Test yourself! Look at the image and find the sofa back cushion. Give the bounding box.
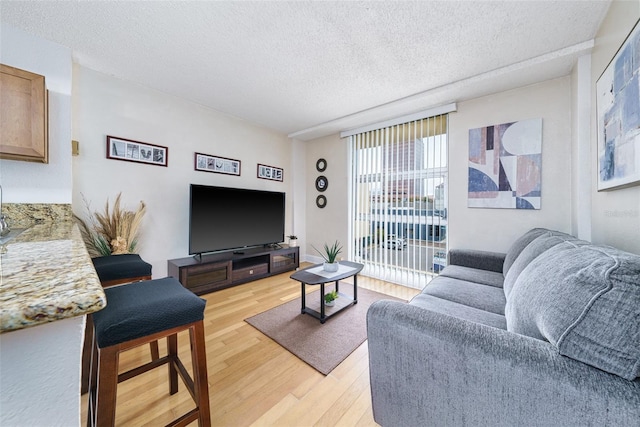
[503,232,582,297]
[503,228,549,276]
[506,241,640,380]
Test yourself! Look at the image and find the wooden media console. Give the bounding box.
[168,245,299,295]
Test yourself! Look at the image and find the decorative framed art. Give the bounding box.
[468,118,542,209]
[106,135,168,167]
[195,152,241,176]
[596,19,640,191]
[316,195,327,208]
[257,163,283,182]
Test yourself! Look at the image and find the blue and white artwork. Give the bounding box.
[468,119,542,209]
[596,20,640,191]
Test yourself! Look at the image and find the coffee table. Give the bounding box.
[290,261,364,323]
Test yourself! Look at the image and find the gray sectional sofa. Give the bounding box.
[367,228,640,426]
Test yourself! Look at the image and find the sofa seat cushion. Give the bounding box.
[422,277,506,315]
[506,241,640,380]
[439,265,504,288]
[409,294,507,329]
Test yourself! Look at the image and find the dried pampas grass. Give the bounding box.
[75,193,146,257]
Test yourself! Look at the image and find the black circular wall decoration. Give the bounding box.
[315,175,328,192]
[316,158,327,172]
[316,195,327,208]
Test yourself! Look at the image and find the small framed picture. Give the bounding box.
[195,152,241,176]
[257,164,283,182]
[106,135,168,167]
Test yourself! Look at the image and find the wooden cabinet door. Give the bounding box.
[0,64,48,163]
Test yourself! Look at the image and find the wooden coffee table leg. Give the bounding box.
[354,274,358,303]
[320,283,326,323]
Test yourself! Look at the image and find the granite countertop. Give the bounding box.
[0,221,106,333]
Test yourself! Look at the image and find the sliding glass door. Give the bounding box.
[349,115,448,288]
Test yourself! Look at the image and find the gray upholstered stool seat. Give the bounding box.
[91,253,152,287]
[92,277,205,346]
[87,277,211,426]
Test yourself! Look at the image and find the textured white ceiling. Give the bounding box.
[1,1,610,140]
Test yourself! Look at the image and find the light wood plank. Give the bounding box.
[81,268,420,426]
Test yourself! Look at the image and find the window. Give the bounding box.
[349,115,448,288]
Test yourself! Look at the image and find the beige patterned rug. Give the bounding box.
[245,287,404,375]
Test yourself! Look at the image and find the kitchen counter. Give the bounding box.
[0,220,106,333]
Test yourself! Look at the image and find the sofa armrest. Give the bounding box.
[448,249,505,273]
[367,300,640,427]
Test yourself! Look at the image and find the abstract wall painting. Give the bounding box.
[596,19,640,191]
[468,118,542,209]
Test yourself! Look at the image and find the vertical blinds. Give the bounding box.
[349,114,448,288]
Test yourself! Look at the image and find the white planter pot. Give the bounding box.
[325,299,335,307]
[289,239,298,247]
[323,262,339,272]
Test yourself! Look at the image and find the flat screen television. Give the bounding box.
[189,184,285,255]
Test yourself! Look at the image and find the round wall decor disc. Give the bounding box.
[316,158,327,172]
[316,195,327,208]
[315,175,328,192]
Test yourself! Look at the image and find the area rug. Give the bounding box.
[245,287,404,375]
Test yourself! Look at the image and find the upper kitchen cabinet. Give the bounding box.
[0,64,48,163]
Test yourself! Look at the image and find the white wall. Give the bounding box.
[571,55,592,241]
[0,317,85,426]
[72,66,294,276]
[291,138,308,259]
[444,77,573,253]
[589,0,640,255]
[305,78,574,257]
[304,133,350,262]
[0,24,73,203]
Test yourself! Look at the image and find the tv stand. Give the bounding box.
[168,245,299,295]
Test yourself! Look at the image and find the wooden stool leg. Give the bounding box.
[84,325,159,396]
[94,345,120,427]
[81,314,95,394]
[87,327,98,427]
[150,340,160,360]
[191,321,211,427]
[167,334,179,395]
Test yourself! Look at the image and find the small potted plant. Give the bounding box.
[324,290,338,306]
[287,235,298,247]
[313,240,342,272]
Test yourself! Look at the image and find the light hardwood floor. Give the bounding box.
[81,264,420,426]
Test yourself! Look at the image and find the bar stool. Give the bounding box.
[87,277,211,426]
[81,254,154,394]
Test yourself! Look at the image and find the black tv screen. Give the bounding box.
[189,184,285,255]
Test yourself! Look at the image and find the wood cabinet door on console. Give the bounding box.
[177,260,232,295]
